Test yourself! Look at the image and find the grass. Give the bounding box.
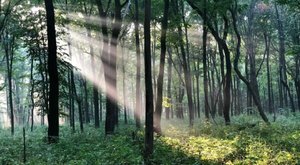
[0,114,300,164]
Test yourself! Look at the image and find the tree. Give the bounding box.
[96,0,129,135]
[134,0,142,129]
[154,0,169,134]
[44,0,59,142]
[4,31,15,135]
[144,0,154,161]
[202,0,210,120]
[230,0,269,123]
[186,0,232,124]
[172,0,194,127]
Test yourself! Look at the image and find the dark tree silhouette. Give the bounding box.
[144,0,154,161]
[44,0,59,142]
[134,0,142,129]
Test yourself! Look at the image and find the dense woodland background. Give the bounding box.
[0,0,300,164]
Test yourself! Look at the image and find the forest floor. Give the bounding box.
[1,113,300,165]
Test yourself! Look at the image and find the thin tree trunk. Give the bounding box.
[166,49,172,119]
[154,0,169,134]
[236,75,241,115]
[88,26,99,128]
[30,50,34,132]
[202,0,210,120]
[275,3,288,109]
[134,0,141,128]
[121,45,128,124]
[5,34,14,135]
[265,33,274,114]
[196,74,201,118]
[68,71,72,127]
[83,80,90,123]
[71,72,84,132]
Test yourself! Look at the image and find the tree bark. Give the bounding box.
[45,0,59,142]
[4,33,14,135]
[134,0,141,129]
[265,33,274,114]
[166,49,172,119]
[144,0,154,161]
[154,0,169,134]
[202,0,210,120]
[30,50,34,132]
[71,72,84,132]
[275,3,288,109]
[83,79,90,123]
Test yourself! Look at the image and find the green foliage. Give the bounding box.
[1,115,300,164]
[0,125,143,165]
[154,115,300,164]
[276,0,300,11]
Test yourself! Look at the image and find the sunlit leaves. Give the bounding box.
[162,97,171,108]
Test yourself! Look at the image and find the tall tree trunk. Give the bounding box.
[166,49,172,119]
[83,80,90,123]
[236,75,241,115]
[68,71,73,129]
[220,16,232,125]
[4,34,14,135]
[71,72,84,132]
[78,82,84,131]
[83,2,91,124]
[30,51,34,132]
[144,0,154,160]
[202,0,210,120]
[245,51,252,112]
[275,3,288,109]
[265,33,274,114]
[121,46,128,124]
[93,88,99,128]
[295,57,300,111]
[196,73,201,118]
[105,0,123,133]
[222,41,232,125]
[154,0,169,134]
[245,0,262,117]
[39,33,48,126]
[65,0,75,130]
[134,0,141,129]
[45,0,59,142]
[99,92,103,122]
[152,26,157,110]
[87,22,99,128]
[210,54,217,118]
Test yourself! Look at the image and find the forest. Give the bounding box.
[0,0,299,164]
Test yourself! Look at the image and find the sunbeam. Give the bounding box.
[64,24,142,121]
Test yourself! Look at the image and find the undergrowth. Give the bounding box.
[0,114,299,164]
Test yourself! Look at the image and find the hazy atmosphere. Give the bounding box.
[0,0,299,164]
